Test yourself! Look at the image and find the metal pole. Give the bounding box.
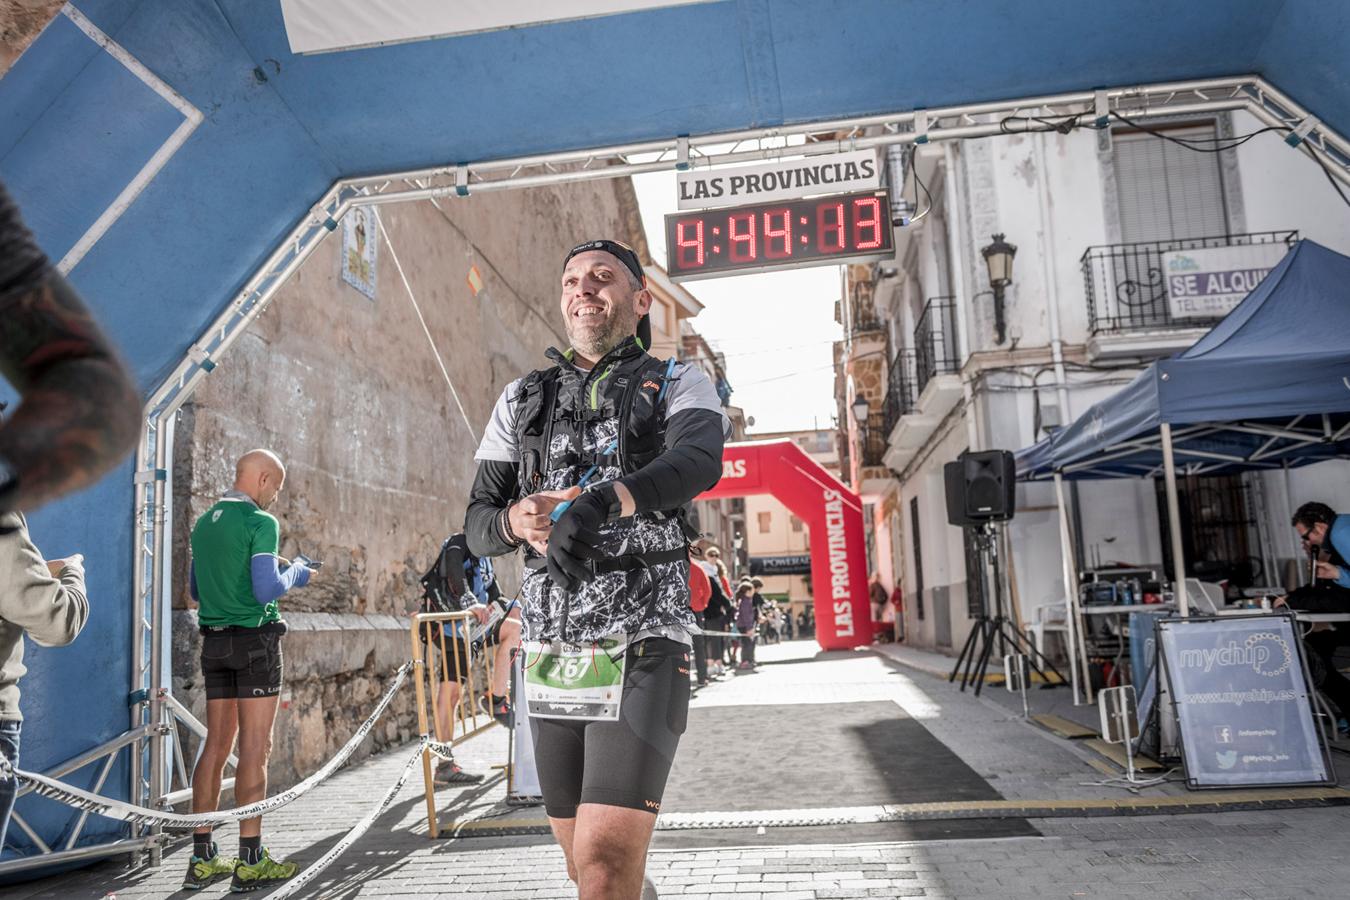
[147,417,171,865]
[128,423,151,834]
[1054,473,1091,704]
[1160,423,1189,616]
[941,141,980,451]
[410,618,438,839]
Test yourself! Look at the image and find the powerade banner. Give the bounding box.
[1158,615,1330,787]
[749,554,812,576]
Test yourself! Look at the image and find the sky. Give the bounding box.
[631,170,845,435]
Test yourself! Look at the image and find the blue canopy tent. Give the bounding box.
[1016,240,1350,700]
[3,0,1350,874]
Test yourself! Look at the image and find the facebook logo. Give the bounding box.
[1214,725,1233,744]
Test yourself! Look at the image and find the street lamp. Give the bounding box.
[851,394,871,427]
[981,233,1017,345]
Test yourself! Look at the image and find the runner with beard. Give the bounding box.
[466,239,726,899]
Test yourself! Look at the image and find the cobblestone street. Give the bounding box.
[9,640,1350,899]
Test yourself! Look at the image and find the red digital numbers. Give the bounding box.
[853,196,883,250]
[728,212,757,263]
[667,191,889,276]
[675,219,704,268]
[817,202,846,252]
[762,208,792,258]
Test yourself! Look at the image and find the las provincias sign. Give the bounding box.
[676,149,880,211]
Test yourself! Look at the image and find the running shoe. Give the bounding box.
[182,848,236,891]
[478,692,514,728]
[433,758,484,784]
[229,848,297,893]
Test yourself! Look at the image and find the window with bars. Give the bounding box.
[1114,124,1229,243]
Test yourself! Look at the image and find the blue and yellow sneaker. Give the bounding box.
[182,845,236,891]
[230,848,298,893]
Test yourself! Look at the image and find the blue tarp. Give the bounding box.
[2,0,1350,864]
[1018,240,1350,480]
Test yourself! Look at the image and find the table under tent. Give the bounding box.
[1016,239,1350,704]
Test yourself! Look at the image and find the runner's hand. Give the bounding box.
[546,488,611,591]
[469,603,490,625]
[509,487,580,554]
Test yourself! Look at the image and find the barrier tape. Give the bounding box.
[266,742,425,899]
[17,661,412,827]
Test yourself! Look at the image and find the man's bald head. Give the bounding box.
[234,449,287,510]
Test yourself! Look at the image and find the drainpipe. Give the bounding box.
[1034,128,1071,421]
[942,142,980,451]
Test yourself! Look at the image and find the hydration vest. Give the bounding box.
[420,534,494,613]
[510,336,696,642]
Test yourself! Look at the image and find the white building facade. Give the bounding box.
[839,109,1350,655]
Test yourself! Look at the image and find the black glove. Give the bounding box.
[546,484,619,592]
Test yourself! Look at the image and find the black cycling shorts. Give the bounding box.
[200,623,285,701]
[530,637,691,818]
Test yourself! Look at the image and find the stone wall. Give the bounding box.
[170,177,644,788]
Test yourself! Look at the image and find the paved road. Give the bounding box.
[9,640,1350,898]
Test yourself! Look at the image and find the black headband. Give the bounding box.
[563,239,645,286]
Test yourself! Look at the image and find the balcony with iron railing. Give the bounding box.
[880,298,963,474]
[1081,231,1297,357]
[860,415,889,469]
[882,348,918,438]
[914,296,959,393]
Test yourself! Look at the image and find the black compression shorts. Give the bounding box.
[530,637,691,818]
[200,622,285,701]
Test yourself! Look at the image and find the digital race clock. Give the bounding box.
[664,189,894,281]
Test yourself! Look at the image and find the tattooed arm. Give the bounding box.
[0,181,141,513]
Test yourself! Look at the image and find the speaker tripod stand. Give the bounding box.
[949,522,1067,696]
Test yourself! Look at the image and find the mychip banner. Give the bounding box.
[1158,615,1331,787]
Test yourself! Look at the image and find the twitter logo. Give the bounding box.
[1216,750,1238,770]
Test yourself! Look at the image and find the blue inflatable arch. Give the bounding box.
[2,0,1349,872]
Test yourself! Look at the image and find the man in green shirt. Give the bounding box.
[184,450,314,892]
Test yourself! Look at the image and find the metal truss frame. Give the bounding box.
[67,72,1346,873]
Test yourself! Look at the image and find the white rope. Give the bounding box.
[17,662,411,827]
[266,743,425,899]
[373,207,477,438]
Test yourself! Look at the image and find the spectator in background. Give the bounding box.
[0,507,89,853]
[735,578,758,671]
[687,545,712,688]
[707,547,733,600]
[869,573,888,625]
[185,450,313,892]
[889,582,905,643]
[700,547,733,677]
[417,533,522,784]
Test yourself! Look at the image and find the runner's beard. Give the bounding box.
[566,306,639,359]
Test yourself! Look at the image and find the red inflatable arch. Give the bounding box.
[698,440,873,651]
